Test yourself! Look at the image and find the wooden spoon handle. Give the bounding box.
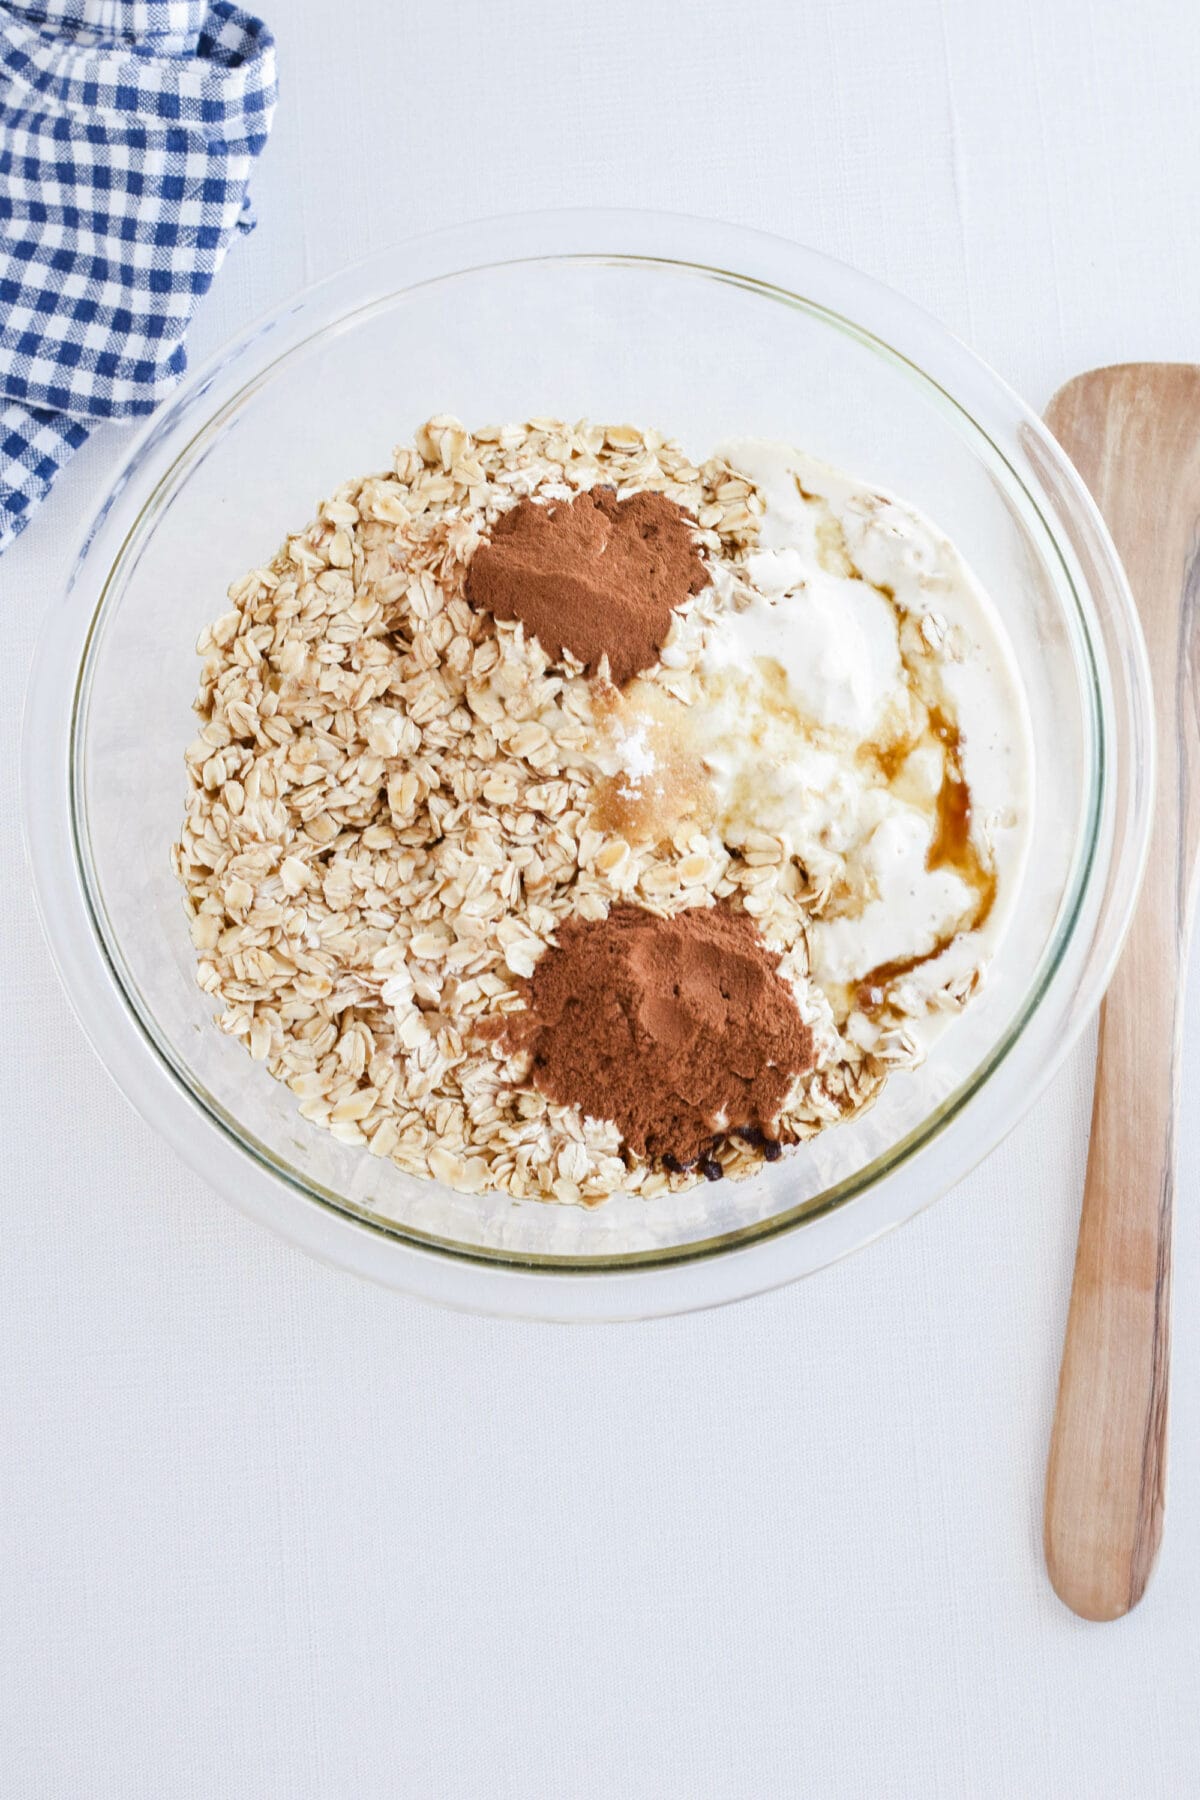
[1043,923,1175,1618]
[1043,366,1200,1621]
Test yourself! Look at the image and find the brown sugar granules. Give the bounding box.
[500,902,816,1166]
[464,486,709,685]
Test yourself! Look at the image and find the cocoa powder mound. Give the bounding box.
[501,902,815,1166]
[464,487,709,685]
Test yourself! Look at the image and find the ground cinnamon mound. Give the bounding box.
[500,902,815,1166]
[464,487,708,685]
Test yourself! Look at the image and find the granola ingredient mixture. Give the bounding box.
[496,902,815,1166]
[171,416,1032,1205]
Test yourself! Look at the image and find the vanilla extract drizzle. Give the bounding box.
[855,706,998,1015]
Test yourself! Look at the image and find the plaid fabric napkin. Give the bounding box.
[0,0,276,551]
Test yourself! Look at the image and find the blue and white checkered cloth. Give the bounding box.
[0,0,276,550]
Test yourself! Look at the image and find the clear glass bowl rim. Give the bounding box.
[21,208,1155,1320]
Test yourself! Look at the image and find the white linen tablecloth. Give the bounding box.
[4,3,1200,1794]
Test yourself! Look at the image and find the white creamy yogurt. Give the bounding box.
[813,811,975,987]
[703,569,903,739]
[691,439,1034,1033]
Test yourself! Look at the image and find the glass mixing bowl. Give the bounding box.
[22,210,1154,1320]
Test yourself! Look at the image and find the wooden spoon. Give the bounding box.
[1043,364,1200,1621]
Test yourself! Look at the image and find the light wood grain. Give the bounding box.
[1043,365,1200,1620]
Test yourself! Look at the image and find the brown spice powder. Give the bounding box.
[464,486,709,685]
[500,902,815,1166]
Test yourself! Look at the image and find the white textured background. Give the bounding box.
[5,2,1200,1795]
